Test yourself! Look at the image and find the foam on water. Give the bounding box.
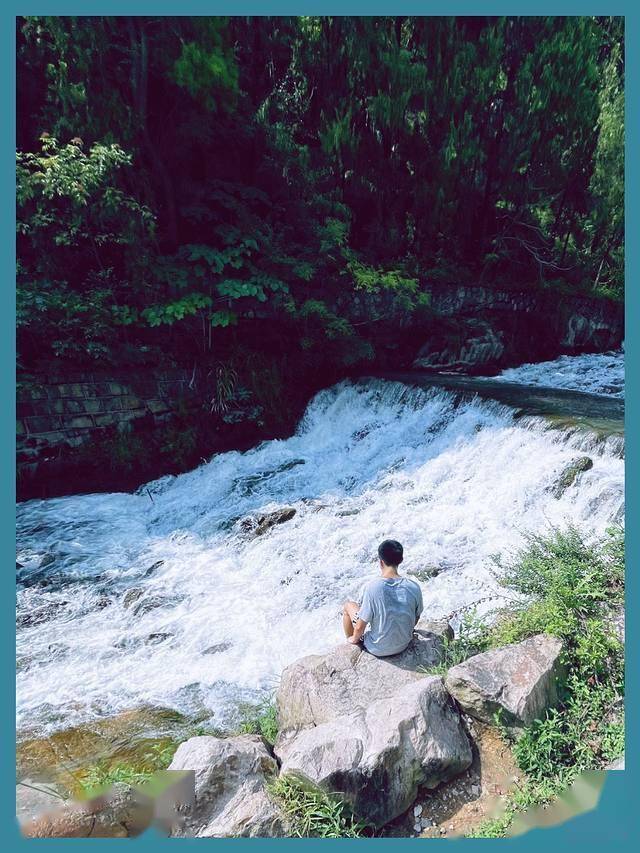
[16,361,625,737]
[494,350,624,398]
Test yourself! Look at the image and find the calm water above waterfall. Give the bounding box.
[16,352,625,738]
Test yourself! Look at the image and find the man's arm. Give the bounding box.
[348,618,368,644]
[414,585,424,626]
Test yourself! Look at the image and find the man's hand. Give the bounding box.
[348,618,367,645]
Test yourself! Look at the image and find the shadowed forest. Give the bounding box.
[16,16,624,488]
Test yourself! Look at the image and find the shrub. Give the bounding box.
[468,525,625,838]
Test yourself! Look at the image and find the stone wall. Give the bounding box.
[17,367,196,473]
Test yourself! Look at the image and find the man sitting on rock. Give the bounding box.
[342,539,423,657]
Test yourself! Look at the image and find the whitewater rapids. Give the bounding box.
[16,354,625,737]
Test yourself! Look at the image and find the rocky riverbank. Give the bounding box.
[18,627,565,838]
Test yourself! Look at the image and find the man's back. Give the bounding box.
[358,576,423,657]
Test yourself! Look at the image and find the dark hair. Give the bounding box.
[378,539,403,567]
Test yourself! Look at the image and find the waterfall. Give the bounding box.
[16,354,624,738]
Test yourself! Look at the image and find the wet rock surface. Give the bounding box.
[238,506,297,537]
[552,456,594,498]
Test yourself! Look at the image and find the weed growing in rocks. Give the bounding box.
[269,774,367,838]
[75,740,179,797]
[234,699,279,745]
[422,612,491,676]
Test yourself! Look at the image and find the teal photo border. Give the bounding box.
[3,3,635,848]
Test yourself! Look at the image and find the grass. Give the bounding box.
[268,774,367,838]
[421,611,491,676]
[74,740,179,798]
[234,698,279,745]
[463,525,625,837]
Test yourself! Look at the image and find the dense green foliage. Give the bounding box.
[457,526,625,838]
[17,15,624,396]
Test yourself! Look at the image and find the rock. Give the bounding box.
[276,677,472,828]
[409,566,441,580]
[276,635,447,732]
[413,804,423,817]
[238,507,296,537]
[16,600,68,629]
[552,456,593,498]
[17,708,189,783]
[20,783,152,838]
[445,634,564,727]
[144,560,165,577]
[16,779,65,826]
[202,641,233,655]
[168,735,285,838]
[416,617,454,641]
[132,595,172,617]
[122,587,144,609]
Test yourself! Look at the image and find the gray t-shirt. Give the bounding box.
[358,576,423,657]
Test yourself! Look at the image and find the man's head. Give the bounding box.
[378,539,403,569]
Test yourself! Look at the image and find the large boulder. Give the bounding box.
[445,634,564,728]
[167,735,285,838]
[276,677,472,828]
[276,631,448,732]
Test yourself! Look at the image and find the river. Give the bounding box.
[16,350,624,741]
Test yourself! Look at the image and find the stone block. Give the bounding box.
[95,414,118,428]
[26,416,60,434]
[121,395,142,410]
[68,416,94,430]
[63,400,83,415]
[34,430,69,446]
[103,397,123,412]
[83,399,104,415]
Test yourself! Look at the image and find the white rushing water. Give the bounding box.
[494,350,624,398]
[16,355,624,737]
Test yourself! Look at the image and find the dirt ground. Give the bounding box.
[383,718,524,838]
